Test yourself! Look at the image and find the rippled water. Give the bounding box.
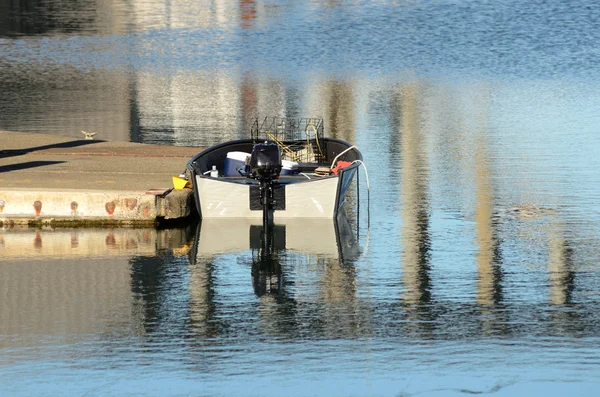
[2,0,600,396]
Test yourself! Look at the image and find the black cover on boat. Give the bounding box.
[249,143,282,180]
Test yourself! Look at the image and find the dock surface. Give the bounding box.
[0,131,203,226]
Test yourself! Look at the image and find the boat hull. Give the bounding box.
[187,137,362,219]
[194,176,340,219]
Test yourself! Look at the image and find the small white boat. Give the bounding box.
[187,117,363,221]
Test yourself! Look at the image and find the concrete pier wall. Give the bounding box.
[0,131,201,226]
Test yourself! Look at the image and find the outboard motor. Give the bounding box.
[248,143,282,180]
[243,142,282,231]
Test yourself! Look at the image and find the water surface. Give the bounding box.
[2,0,600,396]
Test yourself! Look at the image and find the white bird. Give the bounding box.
[81,130,97,140]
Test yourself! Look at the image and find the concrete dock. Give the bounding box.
[0,131,203,226]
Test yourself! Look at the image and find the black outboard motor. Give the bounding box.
[248,143,282,180]
[244,142,282,231]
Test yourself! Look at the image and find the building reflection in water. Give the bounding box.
[548,225,575,306]
[1,0,363,149]
[547,220,581,336]
[0,0,267,143]
[470,88,508,336]
[187,255,220,339]
[306,79,357,144]
[397,81,434,337]
[0,0,128,36]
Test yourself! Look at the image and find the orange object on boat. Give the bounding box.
[331,161,353,175]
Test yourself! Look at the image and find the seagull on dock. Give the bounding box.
[81,130,97,140]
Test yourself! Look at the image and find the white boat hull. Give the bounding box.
[195,176,339,219]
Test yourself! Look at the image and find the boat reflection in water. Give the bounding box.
[190,209,360,297]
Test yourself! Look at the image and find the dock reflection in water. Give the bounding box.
[0,226,195,351]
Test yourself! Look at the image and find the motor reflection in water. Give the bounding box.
[190,209,361,299]
[250,224,285,296]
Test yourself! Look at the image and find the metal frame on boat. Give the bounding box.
[187,117,363,221]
